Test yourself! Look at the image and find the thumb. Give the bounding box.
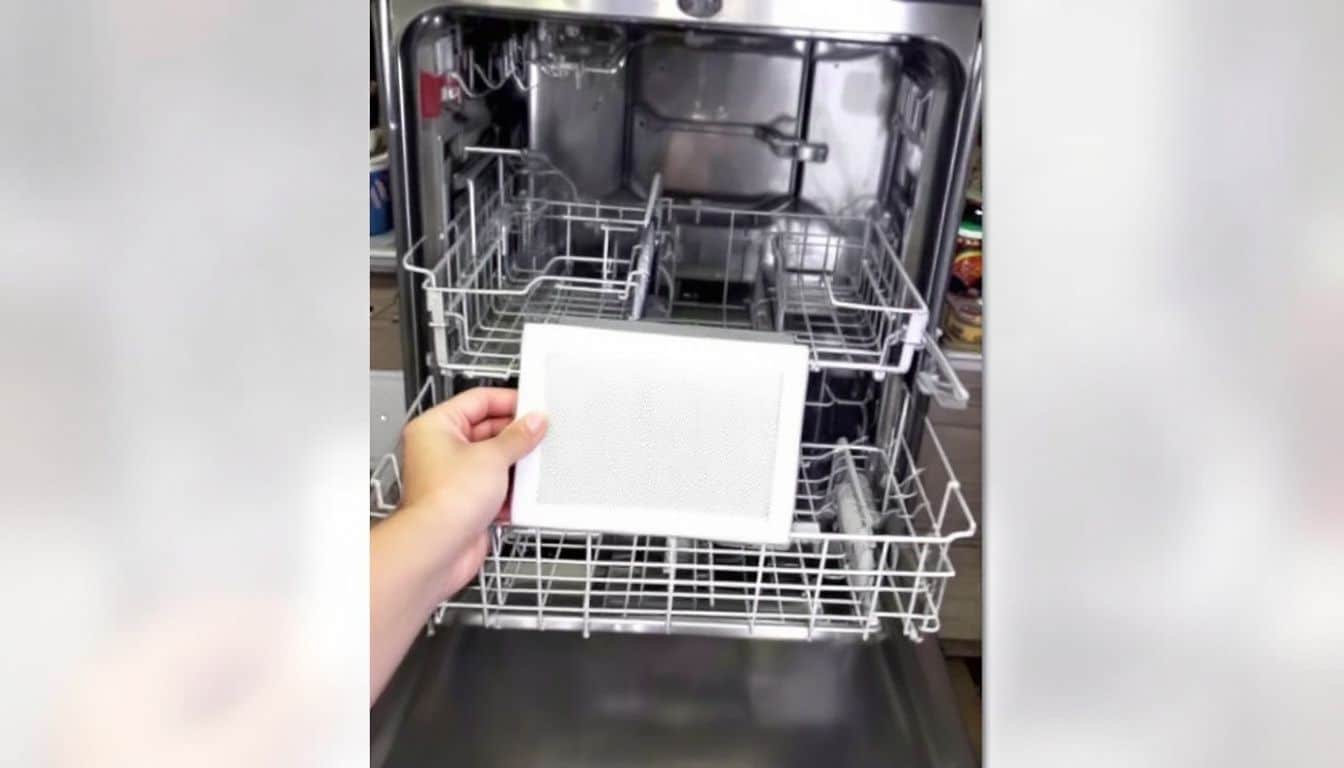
[484,411,548,464]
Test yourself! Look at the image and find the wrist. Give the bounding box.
[399,500,476,601]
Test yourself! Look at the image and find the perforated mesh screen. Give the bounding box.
[538,355,783,519]
[513,320,808,542]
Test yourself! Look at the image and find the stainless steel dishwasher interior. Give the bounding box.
[373,1,981,764]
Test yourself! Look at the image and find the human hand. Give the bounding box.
[397,387,547,601]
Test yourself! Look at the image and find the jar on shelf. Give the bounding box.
[942,199,983,349]
[950,213,982,298]
[943,293,982,347]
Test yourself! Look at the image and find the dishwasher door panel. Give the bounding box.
[372,625,975,768]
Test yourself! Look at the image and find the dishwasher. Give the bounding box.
[371,1,982,765]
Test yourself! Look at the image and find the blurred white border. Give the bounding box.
[1,0,1341,765]
[1,2,367,765]
[987,1,1344,766]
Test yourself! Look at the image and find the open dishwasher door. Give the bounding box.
[372,624,976,768]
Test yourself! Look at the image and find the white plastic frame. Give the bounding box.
[512,320,810,545]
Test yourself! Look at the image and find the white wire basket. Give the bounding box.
[368,379,978,642]
[441,394,972,641]
[371,379,975,643]
[660,200,930,377]
[405,157,659,380]
[404,153,933,381]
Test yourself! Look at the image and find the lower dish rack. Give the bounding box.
[370,378,975,642]
[369,377,436,519]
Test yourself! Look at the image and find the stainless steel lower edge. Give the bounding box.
[371,622,977,768]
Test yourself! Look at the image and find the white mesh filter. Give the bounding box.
[512,320,809,544]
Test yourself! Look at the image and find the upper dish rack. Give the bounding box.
[405,151,943,384]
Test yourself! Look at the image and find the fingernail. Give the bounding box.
[524,412,547,434]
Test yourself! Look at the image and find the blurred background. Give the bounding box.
[987,2,1344,765]
[0,2,365,766]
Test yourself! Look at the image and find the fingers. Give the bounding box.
[423,388,518,434]
[468,415,512,442]
[482,412,548,464]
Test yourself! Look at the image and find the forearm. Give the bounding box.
[369,506,452,704]
[370,389,545,705]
